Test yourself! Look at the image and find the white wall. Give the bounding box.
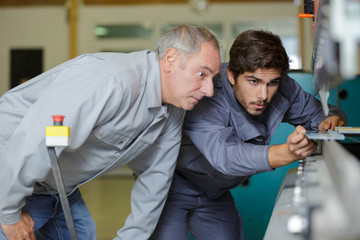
[0,2,306,95]
[79,2,301,57]
[0,6,68,94]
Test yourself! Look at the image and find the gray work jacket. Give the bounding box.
[0,51,185,240]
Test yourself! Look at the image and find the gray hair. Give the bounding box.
[154,24,220,60]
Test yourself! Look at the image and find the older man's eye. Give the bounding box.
[198,72,205,77]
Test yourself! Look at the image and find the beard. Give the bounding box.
[245,100,269,116]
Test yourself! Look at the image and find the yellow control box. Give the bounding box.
[45,115,71,147]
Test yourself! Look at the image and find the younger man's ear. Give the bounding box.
[227,69,236,86]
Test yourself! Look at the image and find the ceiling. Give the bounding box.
[0,0,291,6]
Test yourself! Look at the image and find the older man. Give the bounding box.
[0,24,221,240]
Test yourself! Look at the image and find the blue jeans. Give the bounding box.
[151,190,244,240]
[0,189,96,240]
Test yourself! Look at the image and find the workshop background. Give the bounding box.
[0,0,359,240]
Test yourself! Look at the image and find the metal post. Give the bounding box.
[47,147,79,240]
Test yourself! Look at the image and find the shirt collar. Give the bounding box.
[145,51,167,112]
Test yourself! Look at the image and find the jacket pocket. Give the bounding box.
[95,129,134,150]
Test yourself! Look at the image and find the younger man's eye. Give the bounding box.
[249,80,257,84]
[269,80,279,86]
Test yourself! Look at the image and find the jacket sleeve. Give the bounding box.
[281,76,347,128]
[0,58,124,225]
[182,98,273,177]
[115,107,185,240]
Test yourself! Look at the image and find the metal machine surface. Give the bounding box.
[264,0,360,239]
[264,140,360,240]
[312,0,360,115]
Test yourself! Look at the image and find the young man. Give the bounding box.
[0,24,221,240]
[151,30,345,240]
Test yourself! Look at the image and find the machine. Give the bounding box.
[264,0,360,239]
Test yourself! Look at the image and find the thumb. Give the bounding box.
[296,125,306,134]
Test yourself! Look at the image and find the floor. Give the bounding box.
[80,169,135,240]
